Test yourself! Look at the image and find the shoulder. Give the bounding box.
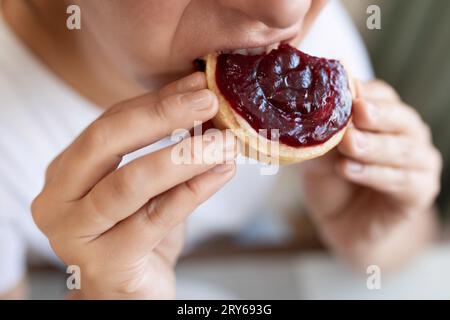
[301,0,374,81]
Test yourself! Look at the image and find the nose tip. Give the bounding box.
[258,0,311,29]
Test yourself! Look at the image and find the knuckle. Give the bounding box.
[31,189,61,235]
[424,125,433,141]
[45,154,63,182]
[375,80,399,98]
[111,167,142,199]
[82,120,110,151]
[84,193,105,223]
[145,199,170,229]
[32,187,76,237]
[372,79,388,89]
[409,108,423,124]
[400,102,416,115]
[110,173,129,200]
[415,175,440,209]
[387,87,400,100]
[429,147,443,172]
[432,178,441,199]
[183,179,204,206]
[401,104,424,128]
[156,95,182,121]
[104,101,126,117]
[31,192,47,231]
[429,178,441,201]
[45,162,57,182]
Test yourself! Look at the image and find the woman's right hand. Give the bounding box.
[31,72,238,299]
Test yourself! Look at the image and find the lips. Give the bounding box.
[193,26,299,61]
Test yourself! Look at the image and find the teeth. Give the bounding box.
[247,47,267,55]
[223,43,280,56]
[232,48,249,55]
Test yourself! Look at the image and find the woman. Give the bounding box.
[0,0,442,299]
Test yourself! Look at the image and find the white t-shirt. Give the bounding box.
[0,0,373,293]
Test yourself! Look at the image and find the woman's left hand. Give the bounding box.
[300,80,443,269]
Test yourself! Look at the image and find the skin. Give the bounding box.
[0,0,442,299]
[301,81,442,269]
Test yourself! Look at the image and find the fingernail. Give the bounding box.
[179,72,205,91]
[367,102,379,120]
[347,161,363,173]
[212,163,235,173]
[354,131,366,150]
[182,90,213,111]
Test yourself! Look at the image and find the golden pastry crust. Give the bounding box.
[205,53,355,165]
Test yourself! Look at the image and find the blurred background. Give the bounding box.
[28,0,450,299]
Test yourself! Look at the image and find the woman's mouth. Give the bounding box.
[193,31,298,71]
[194,42,285,71]
[194,27,299,61]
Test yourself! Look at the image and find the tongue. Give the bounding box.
[215,44,353,147]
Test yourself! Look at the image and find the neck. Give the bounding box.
[2,0,145,109]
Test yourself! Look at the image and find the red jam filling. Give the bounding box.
[215,44,352,147]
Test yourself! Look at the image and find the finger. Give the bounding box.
[352,99,429,138]
[336,159,410,195]
[336,159,420,195]
[359,80,400,103]
[159,72,207,98]
[54,88,218,200]
[336,159,441,209]
[96,162,236,260]
[67,131,238,237]
[99,72,207,119]
[338,128,434,169]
